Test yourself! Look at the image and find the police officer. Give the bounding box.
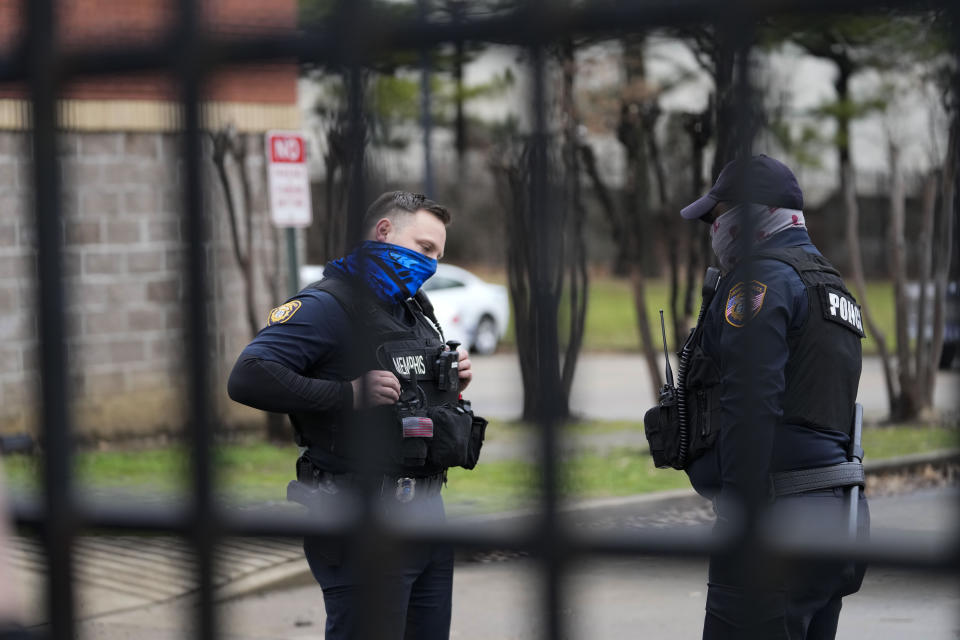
[228,191,479,640]
[670,155,869,639]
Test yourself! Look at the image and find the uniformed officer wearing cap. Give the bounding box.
[671,155,870,639]
[228,191,481,640]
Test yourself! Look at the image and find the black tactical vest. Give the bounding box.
[290,276,458,477]
[683,247,864,462]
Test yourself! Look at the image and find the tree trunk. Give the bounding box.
[843,161,897,417]
[710,34,738,181]
[835,60,853,193]
[559,37,589,403]
[616,37,663,401]
[211,130,259,341]
[680,105,712,345]
[212,129,288,440]
[914,172,938,389]
[887,144,921,419]
[925,109,959,402]
[495,144,572,423]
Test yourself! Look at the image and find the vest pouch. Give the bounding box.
[401,438,428,466]
[643,402,683,469]
[464,414,488,470]
[684,345,721,463]
[426,404,474,469]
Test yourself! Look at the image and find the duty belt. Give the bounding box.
[769,462,865,497]
[295,458,445,503]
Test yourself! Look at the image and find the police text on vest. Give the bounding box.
[824,286,864,336]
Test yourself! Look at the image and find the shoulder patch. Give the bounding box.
[267,300,302,326]
[819,285,865,338]
[725,280,768,327]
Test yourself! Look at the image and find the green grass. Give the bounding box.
[861,424,959,460]
[2,420,953,514]
[502,276,896,355]
[1,443,301,504]
[443,449,691,516]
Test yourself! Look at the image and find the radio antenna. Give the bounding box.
[659,310,674,387]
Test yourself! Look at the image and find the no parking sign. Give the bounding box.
[266,131,312,228]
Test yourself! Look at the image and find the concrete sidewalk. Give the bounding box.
[36,487,960,639]
[10,450,958,629]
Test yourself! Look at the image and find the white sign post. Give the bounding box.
[265,131,312,294]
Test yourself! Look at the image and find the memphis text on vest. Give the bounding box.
[393,354,427,378]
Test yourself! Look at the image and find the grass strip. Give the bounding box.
[1,421,954,514]
[503,278,895,356]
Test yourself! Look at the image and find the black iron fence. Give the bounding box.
[2,0,958,638]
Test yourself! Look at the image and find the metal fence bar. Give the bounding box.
[5,2,958,638]
[951,4,960,579]
[27,0,77,636]
[728,14,772,625]
[526,11,567,637]
[0,0,943,85]
[418,0,436,198]
[175,0,217,637]
[10,495,959,569]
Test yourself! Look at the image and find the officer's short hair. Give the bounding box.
[363,191,451,233]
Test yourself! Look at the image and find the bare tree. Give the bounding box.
[678,105,713,340]
[489,39,588,422]
[211,126,259,340]
[580,35,718,400]
[771,12,947,420]
[210,126,285,439]
[927,105,958,400]
[860,98,958,421]
[558,37,590,409]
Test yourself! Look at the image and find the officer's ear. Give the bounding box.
[373,217,392,242]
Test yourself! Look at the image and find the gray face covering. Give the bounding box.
[709,203,807,271]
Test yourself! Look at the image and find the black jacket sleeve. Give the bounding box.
[227,356,353,414]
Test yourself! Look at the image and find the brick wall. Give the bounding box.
[0,130,282,440]
[0,0,298,104]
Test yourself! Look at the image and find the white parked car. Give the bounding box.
[422,264,510,355]
[298,262,510,355]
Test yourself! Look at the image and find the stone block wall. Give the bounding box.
[0,130,282,441]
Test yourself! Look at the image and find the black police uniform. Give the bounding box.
[228,270,475,640]
[682,227,869,639]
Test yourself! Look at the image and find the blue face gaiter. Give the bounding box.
[324,241,438,304]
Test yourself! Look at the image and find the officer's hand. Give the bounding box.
[456,347,472,392]
[351,370,401,409]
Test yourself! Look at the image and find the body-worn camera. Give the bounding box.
[435,340,461,393]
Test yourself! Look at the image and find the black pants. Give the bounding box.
[703,489,869,640]
[303,490,453,640]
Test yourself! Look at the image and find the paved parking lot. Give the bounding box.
[466,354,960,422]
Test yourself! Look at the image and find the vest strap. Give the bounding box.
[752,246,841,277]
[770,462,864,497]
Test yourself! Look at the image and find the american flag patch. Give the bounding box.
[725,280,768,327]
[402,416,434,438]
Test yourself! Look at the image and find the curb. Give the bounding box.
[215,449,959,601]
[864,448,960,474]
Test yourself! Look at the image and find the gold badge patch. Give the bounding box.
[267,300,302,325]
[725,281,768,327]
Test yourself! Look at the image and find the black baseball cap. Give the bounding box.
[680,154,804,220]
